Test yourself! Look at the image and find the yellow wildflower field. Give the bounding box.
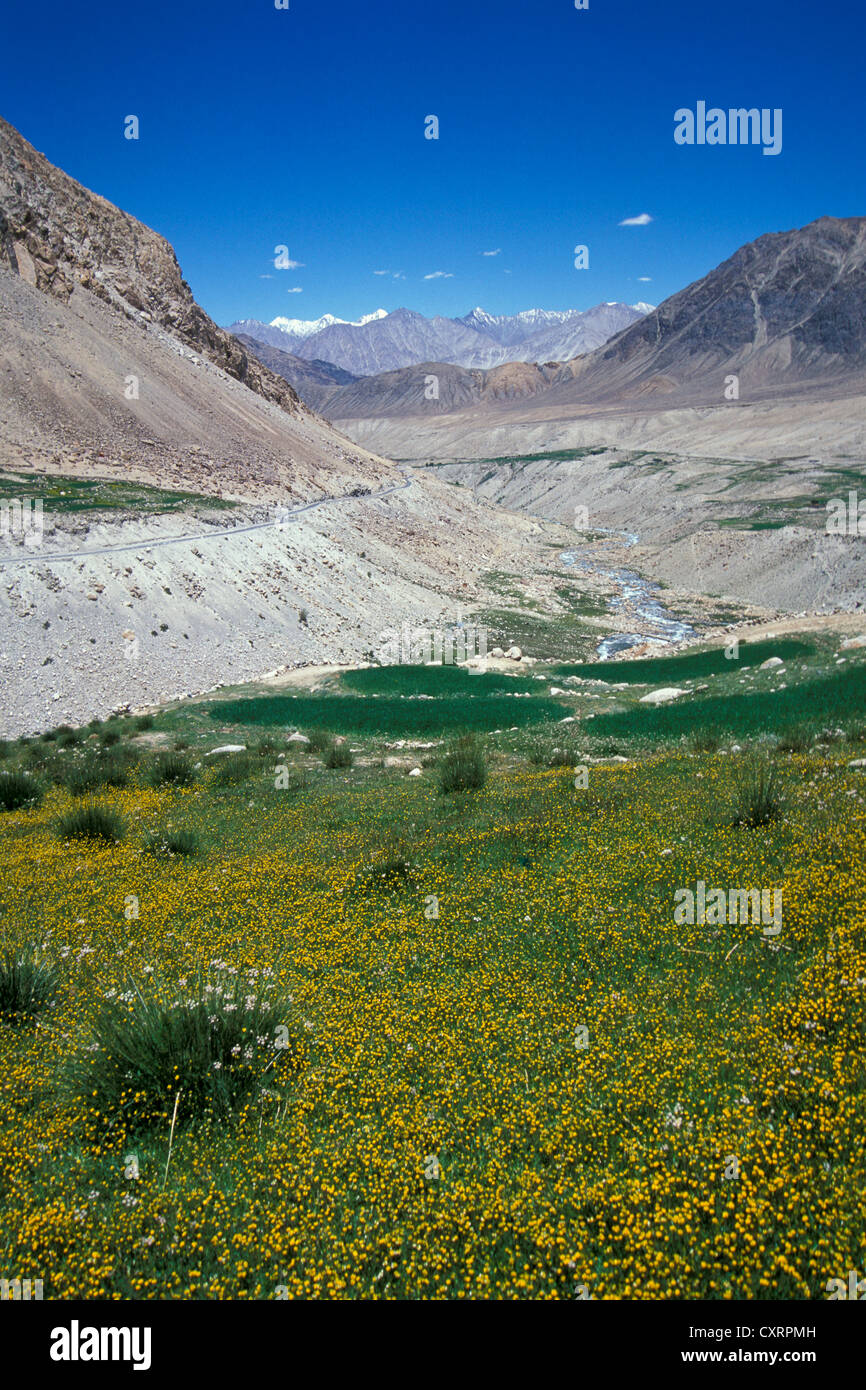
[1,746,864,1300]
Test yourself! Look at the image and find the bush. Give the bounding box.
[439,739,487,794]
[212,753,254,786]
[63,751,131,795]
[778,726,815,753]
[0,949,61,1023]
[303,728,334,754]
[41,729,58,743]
[324,742,353,769]
[65,970,305,1127]
[99,729,121,747]
[547,747,575,768]
[731,761,782,828]
[252,736,279,757]
[354,851,414,892]
[0,771,44,811]
[147,753,197,787]
[58,729,83,749]
[144,829,199,858]
[57,803,125,844]
[134,714,154,731]
[0,739,9,760]
[690,729,720,753]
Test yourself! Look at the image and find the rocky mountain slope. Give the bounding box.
[233,335,359,414]
[325,217,866,463]
[0,117,301,418]
[229,301,647,375]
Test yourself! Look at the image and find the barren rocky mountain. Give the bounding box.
[232,335,359,414]
[0,117,302,418]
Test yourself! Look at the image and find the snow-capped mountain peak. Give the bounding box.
[228,301,654,374]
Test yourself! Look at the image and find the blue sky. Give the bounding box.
[3,0,861,327]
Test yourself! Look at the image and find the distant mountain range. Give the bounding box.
[241,216,866,426]
[227,301,652,375]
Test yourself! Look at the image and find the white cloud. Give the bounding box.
[619,213,653,226]
[423,271,454,280]
[286,287,303,294]
[259,274,273,279]
[637,275,653,282]
[393,272,406,280]
[373,269,389,276]
[482,248,502,256]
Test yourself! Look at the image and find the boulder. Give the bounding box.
[639,687,687,705]
[505,646,522,660]
[206,744,246,756]
[760,657,784,669]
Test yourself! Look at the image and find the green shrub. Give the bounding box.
[0,739,9,760]
[212,753,254,786]
[64,752,131,795]
[731,761,782,828]
[134,714,155,731]
[324,742,353,769]
[690,729,720,753]
[147,753,197,787]
[41,729,58,743]
[0,771,44,811]
[548,747,575,768]
[0,949,61,1023]
[439,739,487,793]
[57,803,125,843]
[777,726,815,753]
[303,728,334,754]
[65,970,305,1127]
[353,851,414,892]
[58,729,83,749]
[99,729,121,747]
[252,736,279,757]
[144,829,199,858]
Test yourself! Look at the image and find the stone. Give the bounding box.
[639,687,687,705]
[206,744,246,756]
[760,657,784,669]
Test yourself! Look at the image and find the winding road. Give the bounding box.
[0,469,413,567]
